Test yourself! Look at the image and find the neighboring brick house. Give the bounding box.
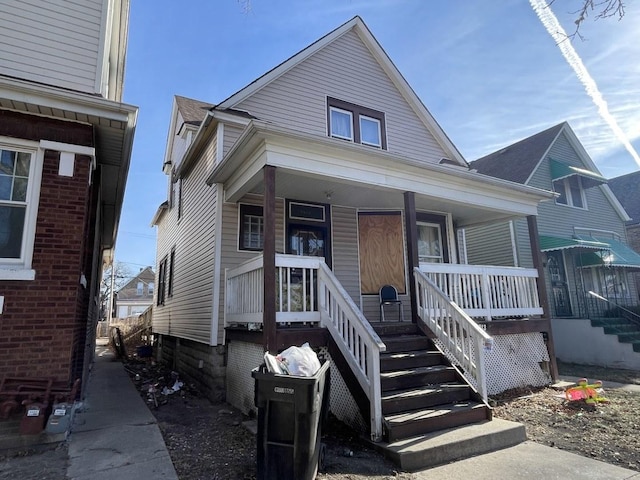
[0,1,138,393]
[114,267,155,319]
[609,170,640,302]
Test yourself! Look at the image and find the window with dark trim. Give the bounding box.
[157,256,167,305]
[553,176,586,209]
[168,247,175,297]
[327,97,386,149]
[239,204,264,251]
[177,179,183,219]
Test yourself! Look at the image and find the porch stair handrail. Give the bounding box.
[414,268,492,401]
[317,262,386,441]
[587,291,640,328]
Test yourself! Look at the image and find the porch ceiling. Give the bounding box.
[246,169,524,227]
[210,121,555,228]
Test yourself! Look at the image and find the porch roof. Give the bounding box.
[577,236,640,269]
[207,121,555,228]
[539,235,609,252]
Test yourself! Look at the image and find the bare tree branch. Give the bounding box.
[548,0,626,41]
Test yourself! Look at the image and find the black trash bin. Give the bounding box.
[252,360,330,480]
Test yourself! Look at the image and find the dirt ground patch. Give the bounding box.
[1,359,639,480]
[128,360,640,479]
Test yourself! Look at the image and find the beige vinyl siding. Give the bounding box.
[216,195,285,343]
[331,206,360,305]
[465,222,516,267]
[233,30,448,164]
[153,211,176,335]
[529,133,626,238]
[0,0,103,94]
[222,124,245,157]
[153,134,218,343]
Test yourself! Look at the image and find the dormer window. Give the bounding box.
[327,98,386,149]
[553,176,586,209]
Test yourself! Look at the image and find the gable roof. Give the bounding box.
[470,122,630,222]
[608,170,640,225]
[470,123,564,183]
[214,16,467,167]
[117,266,155,294]
[174,95,214,127]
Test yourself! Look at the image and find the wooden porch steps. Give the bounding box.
[369,322,523,469]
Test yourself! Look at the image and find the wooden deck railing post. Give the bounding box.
[263,166,277,353]
[404,192,419,323]
[527,215,559,380]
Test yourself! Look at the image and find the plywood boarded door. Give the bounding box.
[358,212,406,294]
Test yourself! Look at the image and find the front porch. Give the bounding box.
[210,121,557,444]
[224,252,554,440]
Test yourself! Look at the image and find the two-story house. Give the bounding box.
[0,0,138,394]
[152,17,557,467]
[468,122,640,370]
[114,266,155,319]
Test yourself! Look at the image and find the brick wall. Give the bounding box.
[0,113,94,384]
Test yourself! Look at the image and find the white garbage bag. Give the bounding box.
[276,343,321,376]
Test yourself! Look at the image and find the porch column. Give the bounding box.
[527,215,559,380]
[404,192,419,323]
[263,165,277,352]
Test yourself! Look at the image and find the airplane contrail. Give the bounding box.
[530,0,640,168]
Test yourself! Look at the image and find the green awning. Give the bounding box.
[549,159,607,188]
[539,235,609,252]
[577,236,640,269]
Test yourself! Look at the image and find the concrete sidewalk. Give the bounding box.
[63,342,640,480]
[66,340,178,480]
[417,441,640,479]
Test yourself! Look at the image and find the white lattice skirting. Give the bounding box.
[226,342,366,433]
[485,333,552,395]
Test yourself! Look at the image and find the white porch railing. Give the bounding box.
[419,263,542,321]
[317,262,386,441]
[225,254,323,326]
[225,254,386,440]
[414,268,492,401]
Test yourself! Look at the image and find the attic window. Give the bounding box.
[327,98,386,149]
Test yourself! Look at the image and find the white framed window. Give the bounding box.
[148,282,154,295]
[329,107,353,141]
[554,176,586,209]
[417,222,443,264]
[136,281,143,295]
[359,115,381,147]
[0,138,44,280]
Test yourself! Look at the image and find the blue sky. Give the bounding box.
[116,0,640,271]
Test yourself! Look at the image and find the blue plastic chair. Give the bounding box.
[379,284,403,322]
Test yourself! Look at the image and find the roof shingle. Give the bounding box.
[470,123,565,184]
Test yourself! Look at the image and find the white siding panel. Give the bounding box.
[222,124,244,157]
[465,222,516,267]
[331,206,360,304]
[154,135,219,343]
[0,0,102,93]
[217,195,285,342]
[234,30,448,164]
